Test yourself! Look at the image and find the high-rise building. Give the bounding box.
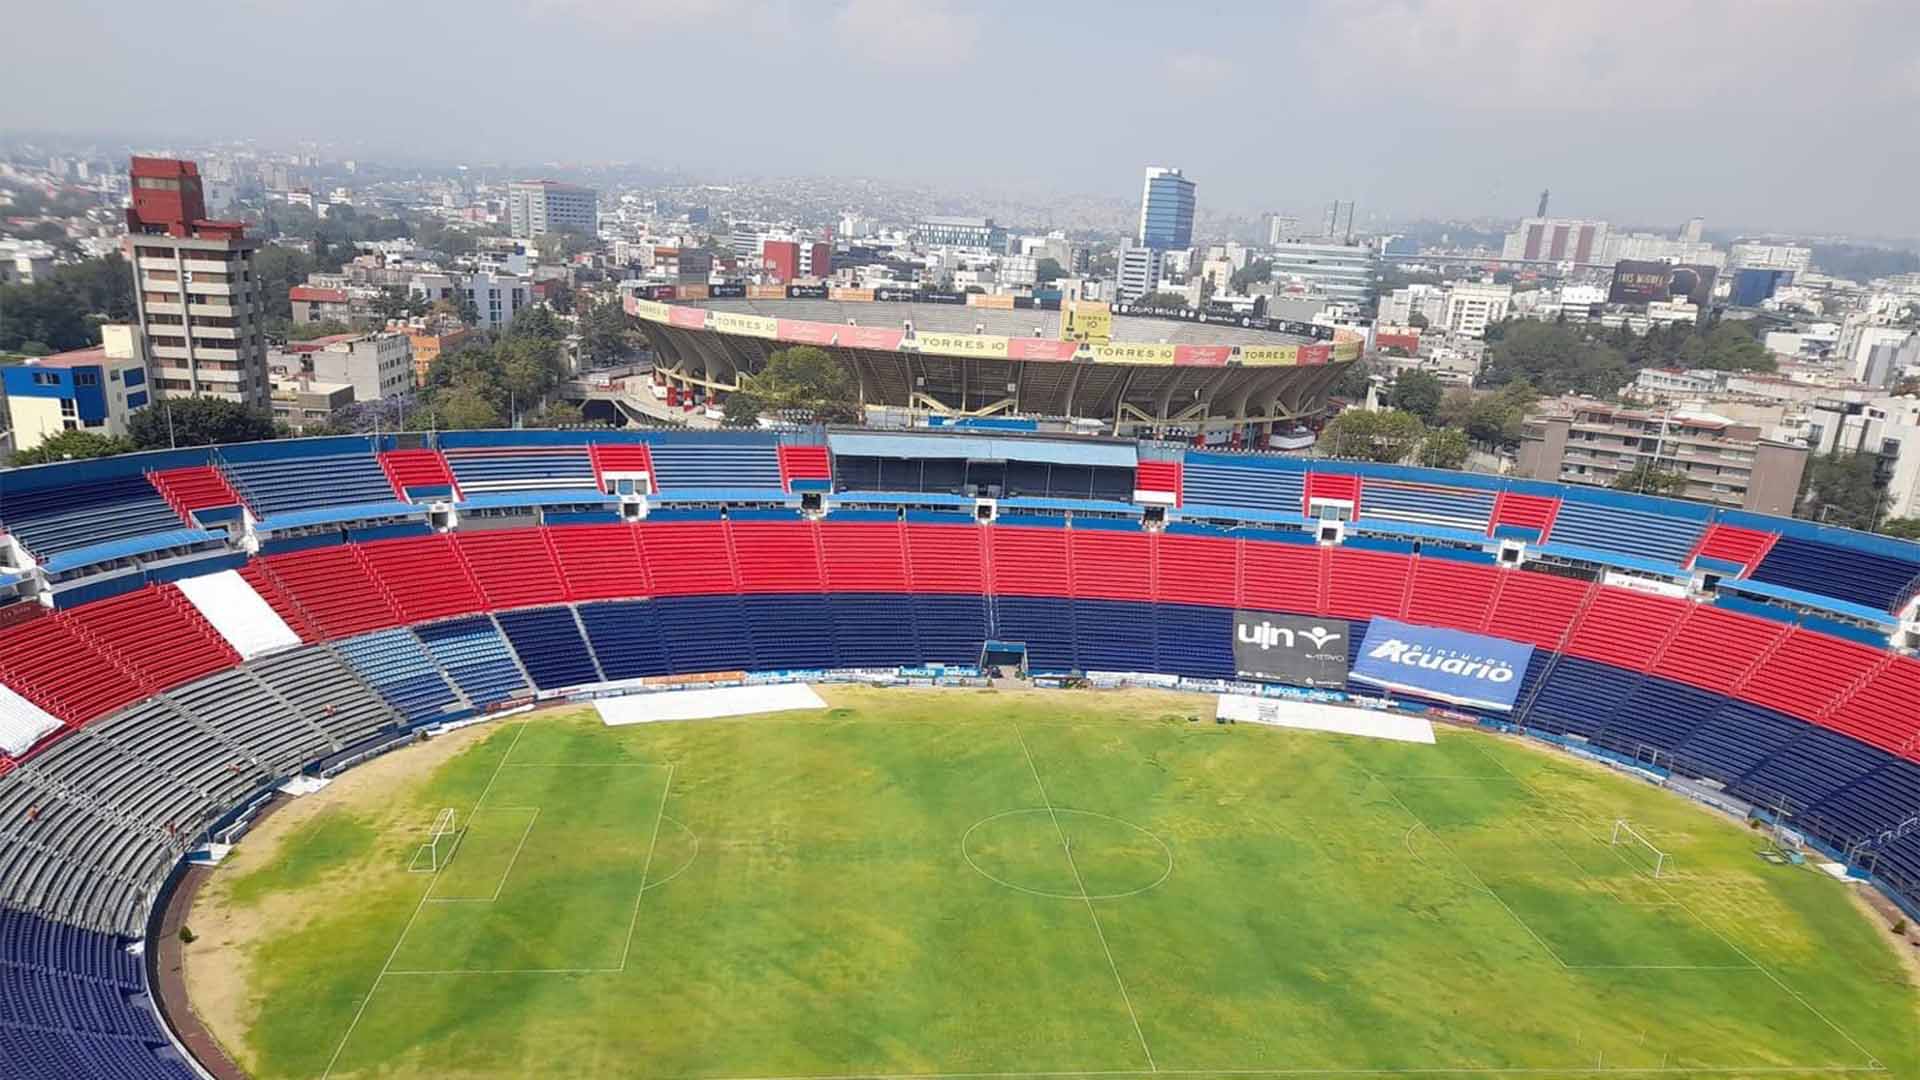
[1500,217,1610,264]
[1268,239,1377,305]
[1441,282,1513,339]
[507,180,598,239]
[1263,213,1300,246]
[463,270,531,332]
[125,157,270,408]
[1321,200,1355,243]
[1138,167,1195,250]
[1114,238,1163,301]
[1729,243,1813,273]
[1681,216,1705,243]
[1516,403,1807,514]
[916,216,1005,249]
[761,240,800,284]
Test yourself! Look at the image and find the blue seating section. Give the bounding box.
[743,595,836,671]
[334,629,460,723]
[1180,456,1304,516]
[648,441,782,490]
[1517,656,1628,739]
[0,477,179,558]
[1360,479,1495,534]
[909,595,990,665]
[1672,701,1804,787]
[444,448,596,493]
[1073,598,1156,673]
[577,601,670,681]
[1152,603,1237,680]
[223,452,393,517]
[828,594,918,668]
[0,905,194,1080]
[1593,677,1722,759]
[413,618,527,707]
[993,595,1077,672]
[654,595,756,675]
[1803,760,1920,848]
[1733,727,1890,820]
[1748,535,1920,613]
[494,608,600,689]
[1547,501,1702,565]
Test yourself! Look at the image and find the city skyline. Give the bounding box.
[3,1,1918,237]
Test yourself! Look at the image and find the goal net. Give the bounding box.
[409,808,460,873]
[1610,819,1669,878]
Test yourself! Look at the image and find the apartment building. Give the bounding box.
[1516,402,1807,514]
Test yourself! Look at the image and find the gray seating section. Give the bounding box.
[251,647,401,747]
[0,775,174,935]
[163,669,333,779]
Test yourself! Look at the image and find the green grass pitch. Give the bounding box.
[205,687,1919,1080]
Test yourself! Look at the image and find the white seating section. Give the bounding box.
[175,570,301,660]
[0,682,62,757]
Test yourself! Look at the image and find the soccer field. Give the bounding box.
[191,687,1919,1080]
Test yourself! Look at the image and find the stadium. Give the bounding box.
[625,286,1362,435]
[1,427,1918,1079]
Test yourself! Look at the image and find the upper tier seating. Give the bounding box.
[456,530,570,611]
[378,449,459,501]
[62,586,238,696]
[0,476,180,558]
[1359,478,1494,533]
[1180,455,1303,515]
[355,535,484,624]
[1546,500,1703,565]
[443,447,596,493]
[1748,535,1920,612]
[0,617,146,728]
[648,439,782,489]
[221,450,393,518]
[414,618,527,706]
[145,465,243,527]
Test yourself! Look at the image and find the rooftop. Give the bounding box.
[20,347,108,370]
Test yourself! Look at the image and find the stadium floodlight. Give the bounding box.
[409,809,460,873]
[1611,818,1669,878]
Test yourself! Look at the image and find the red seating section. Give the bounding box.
[1489,491,1560,539]
[776,445,831,491]
[148,465,246,524]
[9,518,1920,769]
[379,449,460,501]
[455,530,568,610]
[1305,472,1362,516]
[1689,522,1778,572]
[546,525,646,600]
[1134,460,1181,506]
[355,535,484,624]
[589,443,653,492]
[62,585,239,694]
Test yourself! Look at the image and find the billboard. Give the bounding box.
[709,311,778,339]
[786,283,829,300]
[1005,337,1079,362]
[1609,260,1718,307]
[915,332,1010,359]
[1232,612,1350,688]
[1348,618,1534,711]
[708,282,748,299]
[1058,300,1113,345]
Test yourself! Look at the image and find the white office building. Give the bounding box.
[310,331,415,403]
[1730,243,1813,273]
[463,271,531,332]
[1442,282,1512,339]
[1268,240,1377,304]
[1114,239,1163,302]
[508,180,598,239]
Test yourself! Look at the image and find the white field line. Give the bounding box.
[319,718,531,1079]
[424,807,542,904]
[618,763,676,971]
[1469,740,1884,1069]
[1013,722,1156,1074]
[691,1064,1885,1080]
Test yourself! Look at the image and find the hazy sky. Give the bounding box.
[6,0,1919,235]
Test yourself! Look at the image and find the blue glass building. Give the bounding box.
[1138,167,1195,250]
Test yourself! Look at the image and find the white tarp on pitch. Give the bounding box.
[1216,693,1436,744]
[594,683,827,726]
[176,569,302,659]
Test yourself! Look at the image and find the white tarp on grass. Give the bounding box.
[1216,693,1435,744]
[594,683,827,727]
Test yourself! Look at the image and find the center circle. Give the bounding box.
[962,808,1173,900]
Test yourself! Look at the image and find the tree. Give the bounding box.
[508,305,563,342]
[1611,462,1691,497]
[127,397,278,449]
[1439,380,1536,448]
[1416,427,1470,470]
[579,298,632,365]
[1388,369,1445,422]
[530,401,584,427]
[1319,409,1426,463]
[1797,452,1887,530]
[722,391,768,427]
[8,429,134,466]
[1482,320,1630,396]
[535,231,595,264]
[739,346,860,423]
[0,255,137,353]
[1876,518,1920,541]
[417,386,503,430]
[1331,359,1374,402]
[1137,291,1188,310]
[1229,258,1273,293]
[1406,312,1429,330]
[1035,257,1066,285]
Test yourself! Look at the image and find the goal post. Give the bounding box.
[1610,818,1669,878]
[409,808,460,873]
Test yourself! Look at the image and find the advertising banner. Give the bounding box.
[747,284,788,300]
[968,293,1016,310]
[677,283,711,301]
[874,287,918,302]
[1609,261,1718,307]
[1239,345,1301,366]
[915,332,1010,359]
[843,325,907,351]
[709,311,779,339]
[629,298,671,323]
[1006,338,1079,362]
[776,319,840,346]
[1348,617,1534,711]
[786,283,829,300]
[1090,342,1180,365]
[1057,300,1114,344]
[1173,345,1234,367]
[708,282,748,299]
[1297,343,1333,365]
[831,287,876,302]
[667,305,708,329]
[1232,611,1350,688]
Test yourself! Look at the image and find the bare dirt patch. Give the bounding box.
[180,721,501,1071]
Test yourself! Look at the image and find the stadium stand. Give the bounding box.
[777,444,832,491]
[415,617,529,706]
[0,906,195,1079]
[9,431,1920,1079]
[145,465,243,527]
[442,445,597,493]
[378,448,460,502]
[0,475,180,558]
